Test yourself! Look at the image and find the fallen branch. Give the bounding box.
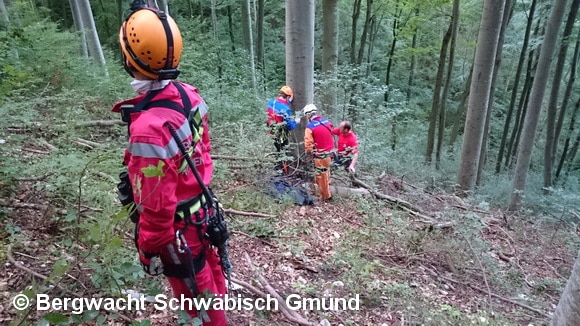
[424,266,550,318]
[76,138,102,148]
[244,252,317,326]
[223,208,275,218]
[7,244,81,298]
[229,277,268,298]
[76,120,125,127]
[461,234,493,313]
[22,147,50,155]
[350,175,418,211]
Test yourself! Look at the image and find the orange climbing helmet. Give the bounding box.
[279,85,293,97]
[119,8,183,80]
[279,85,293,103]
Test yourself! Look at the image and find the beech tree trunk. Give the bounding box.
[286,0,315,144]
[509,0,569,211]
[69,0,88,57]
[543,0,580,192]
[425,21,452,164]
[496,0,537,173]
[476,0,513,185]
[552,251,580,325]
[436,0,460,169]
[76,0,107,75]
[256,0,264,71]
[322,0,338,115]
[456,0,505,193]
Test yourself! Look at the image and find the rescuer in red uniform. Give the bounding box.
[303,104,334,201]
[113,4,228,325]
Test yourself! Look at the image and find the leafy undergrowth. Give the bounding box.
[0,91,579,326]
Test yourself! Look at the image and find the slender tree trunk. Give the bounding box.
[456,0,505,193]
[476,0,513,185]
[562,131,580,182]
[357,0,373,65]
[366,14,381,77]
[350,0,362,64]
[543,0,580,192]
[554,29,580,165]
[555,98,579,180]
[551,251,580,325]
[286,0,315,145]
[256,0,264,72]
[322,0,338,115]
[384,5,401,105]
[227,6,236,52]
[0,0,9,24]
[406,7,419,103]
[448,67,473,148]
[506,59,533,169]
[496,0,537,173]
[210,0,223,80]
[69,0,88,57]
[509,0,569,211]
[77,0,107,75]
[243,0,257,93]
[436,0,460,169]
[425,23,452,164]
[241,0,251,51]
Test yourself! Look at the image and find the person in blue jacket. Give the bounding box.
[266,85,300,152]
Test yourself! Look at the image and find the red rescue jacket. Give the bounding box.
[112,82,212,254]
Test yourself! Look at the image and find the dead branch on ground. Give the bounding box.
[243,252,318,326]
[76,120,125,127]
[224,208,275,218]
[350,175,418,211]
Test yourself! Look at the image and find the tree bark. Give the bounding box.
[496,0,537,173]
[69,0,88,57]
[286,0,315,146]
[543,0,580,192]
[436,0,460,169]
[556,98,580,181]
[456,0,505,193]
[551,251,580,325]
[406,7,419,103]
[476,0,513,185]
[350,0,362,64]
[554,28,580,177]
[425,21,452,164]
[256,0,264,72]
[76,0,107,75]
[242,0,257,93]
[322,0,338,115]
[509,0,569,211]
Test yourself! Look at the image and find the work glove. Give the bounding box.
[139,250,163,276]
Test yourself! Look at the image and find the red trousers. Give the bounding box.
[160,232,227,325]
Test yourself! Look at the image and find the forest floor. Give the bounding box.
[1,157,578,326]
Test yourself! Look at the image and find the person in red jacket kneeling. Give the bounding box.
[332,121,359,174]
[113,3,229,325]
